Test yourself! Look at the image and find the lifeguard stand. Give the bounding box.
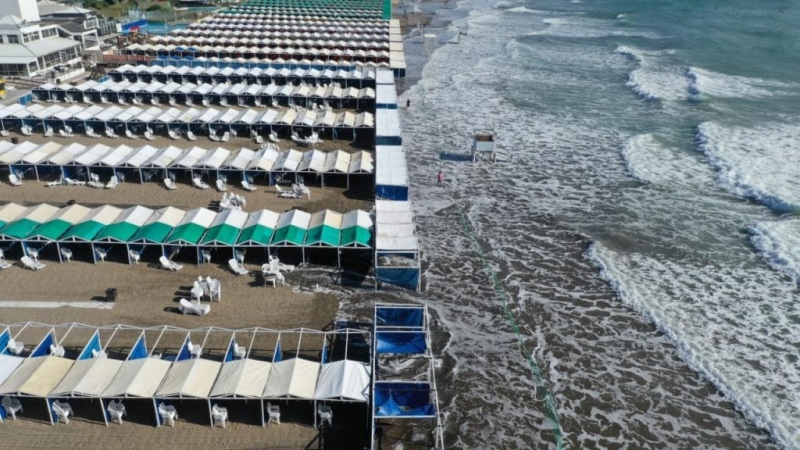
[471,129,496,162]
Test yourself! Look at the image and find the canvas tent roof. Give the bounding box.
[0,203,27,228]
[60,205,123,242]
[263,358,320,399]
[46,143,88,166]
[102,357,173,398]
[340,210,372,247]
[200,208,248,246]
[130,206,186,243]
[0,356,73,397]
[155,358,222,398]
[271,210,311,246]
[50,357,123,397]
[164,208,217,245]
[305,209,342,247]
[314,360,371,401]
[94,205,155,242]
[27,204,92,241]
[237,209,280,246]
[209,359,272,398]
[0,204,60,240]
[0,354,24,386]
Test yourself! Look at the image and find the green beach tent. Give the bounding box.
[0,203,28,229]
[25,204,92,242]
[340,210,372,248]
[200,209,249,247]
[93,205,155,243]
[270,209,311,247]
[236,209,280,247]
[0,204,60,241]
[60,205,123,242]
[305,209,342,247]
[129,207,187,244]
[163,208,218,246]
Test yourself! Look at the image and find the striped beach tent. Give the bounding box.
[236,210,280,247]
[340,210,372,248]
[0,204,60,241]
[129,207,187,244]
[163,208,217,246]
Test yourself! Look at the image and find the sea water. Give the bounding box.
[368,0,800,448]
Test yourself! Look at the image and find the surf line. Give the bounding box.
[417,31,564,449]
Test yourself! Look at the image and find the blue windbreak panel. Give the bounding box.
[376,307,424,328]
[225,340,236,362]
[177,336,192,361]
[375,184,409,201]
[128,334,148,360]
[376,268,419,290]
[31,332,54,357]
[78,332,101,360]
[273,341,282,363]
[374,382,436,417]
[0,329,10,356]
[376,332,427,354]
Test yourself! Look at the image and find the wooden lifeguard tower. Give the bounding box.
[471,129,496,162]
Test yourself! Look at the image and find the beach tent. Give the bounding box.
[117,145,160,183]
[0,203,27,229]
[49,356,124,425]
[340,210,372,248]
[163,208,217,246]
[314,360,370,402]
[263,358,320,399]
[102,358,172,399]
[25,204,91,243]
[155,358,222,399]
[0,353,25,386]
[209,358,272,398]
[305,210,342,247]
[375,146,408,200]
[271,209,311,248]
[200,208,249,248]
[129,207,186,244]
[0,355,74,425]
[236,210,280,247]
[0,204,60,241]
[60,205,123,263]
[93,206,155,264]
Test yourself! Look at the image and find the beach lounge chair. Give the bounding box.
[58,128,73,138]
[132,96,142,106]
[20,126,32,136]
[125,129,138,139]
[220,131,231,143]
[215,179,227,192]
[192,177,209,190]
[65,178,86,186]
[0,256,11,270]
[241,179,257,192]
[88,173,104,188]
[46,178,63,187]
[21,256,45,271]
[8,174,22,186]
[233,342,245,359]
[158,403,178,427]
[268,131,279,143]
[212,405,228,429]
[186,130,197,141]
[228,259,248,276]
[107,400,126,425]
[44,126,54,137]
[52,400,73,424]
[129,249,140,265]
[254,134,264,145]
[209,132,220,142]
[105,175,118,189]
[86,126,100,138]
[60,247,73,263]
[267,403,280,425]
[164,178,178,190]
[50,345,65,357]
[276,185,299,199]
[179,299,210,316]
[168,97,177,106]
[159,256,183,272]
[168,129,180,140]
[2,397,23,420]
[268,255,295,273]
[187,341,202,358]
[220,97,228,107]
[95,247,108,262]
[5,339,23,355]
[151,97,160,105]
[105,127,118,138]
[144,129,155,141]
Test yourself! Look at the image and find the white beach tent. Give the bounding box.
[0,354,25,386]
[155,358,222,399]
[263,358,320,399]
[0,355,74,424]
[101,358,172,399]
[314,360,371,402]
[49,357,124,425]
[209,359,272,398]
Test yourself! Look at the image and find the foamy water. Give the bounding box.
[333,0,800,448]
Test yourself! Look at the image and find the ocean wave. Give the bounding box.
[621,134,714,187]
[686,67,795,101]
[614,46,690,101]
[696,121,800,212]
[586,242,800,449]
[748,220,800,285]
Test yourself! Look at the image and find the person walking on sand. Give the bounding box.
[437,170,444,187]
[406,99,411,108]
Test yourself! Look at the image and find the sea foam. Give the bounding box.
[614,46,690,101]
[749,220,800,285]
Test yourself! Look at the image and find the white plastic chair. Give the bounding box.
[159,256,183,272]
[2,397,23,420]
[164,178,178,190]
[212,404,228,429]
[192,177,209,190]
[318,405,333,427]
[187,341,202,358]
[95,247,108,263]
[228,259,248,276]
[129,249,140,265]
[8,174,22,186]
[201,250,212,264]
[216,179,227,192]
[52,400,73,424]
[107,400,126,424]
[6,338,23,356]
[233,342,246,359]
[21,256,46,271]
[158,403,178,427]
[208,279,221,302]
[60,247,73,263]
[267,403,280,425]
[50,345,65,357]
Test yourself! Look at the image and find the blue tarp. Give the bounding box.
[31,332,55,358]
[376,268,419,290]
[177,336,193,361]
[273,341,282,363]
[376,307,424,328]
[224,340,236,362]
[0,328,10,356]
[376,331,427,354]
[128,334,148,360]
[374,382,436,417]
[78,331,102,360]
[375,184,408,201]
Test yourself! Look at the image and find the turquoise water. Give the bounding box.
[395,0,800,447]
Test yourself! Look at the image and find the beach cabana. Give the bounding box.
[45,143,88,180]
[0,355,74,425]
[24,204,91,262]
[18,142,63,181]
[101,351,173,426]
[305,210,343,266]
[59,205,123,264]
[0,203,27,230]
[0,204,60,256]
[314,359,371,402]
[117,145,160,183]
[236,210,280,261]
[155,357,222,426]
[199,209,249,261]
[49,354,123,426]
[128,206,186,261]
[375,146,408,200]
[93,206,155,264]
[340,210,372,249]
[270,210,311,264]
[163,208,217,263]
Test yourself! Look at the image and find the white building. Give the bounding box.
[0,0,83,78]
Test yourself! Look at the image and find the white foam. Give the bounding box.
[621,134,714,186]
[697,121,800,212]
[687,67,796,100]
[527,17,658,39]
[614,46,690,101]
[749,220,800,284]
[586,242,800,449]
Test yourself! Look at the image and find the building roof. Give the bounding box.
[38,1,93,17]
[0,36,81,65]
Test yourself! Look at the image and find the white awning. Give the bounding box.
[0,356,73,397]
[209,359,272,398]
[155,358,222,398]
[263,358,320,399]
[50,357,123,397]
[102,358,172,398]
[314,360,371,401]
